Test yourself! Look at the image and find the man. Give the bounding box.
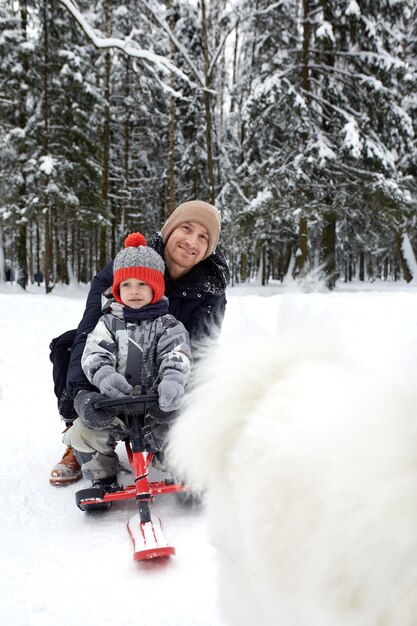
[49,200,230,485]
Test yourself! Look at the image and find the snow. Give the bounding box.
[247,189,272,212]
[1,279,417,625]
[345,0,360,17]
[365,137,395,170]
[314,132,336,163]
[39,155,55,176]
[315,21,335,44]
[342,119,362,159]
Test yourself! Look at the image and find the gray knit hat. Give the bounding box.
[112,232,165,304]
[160,200,221,259]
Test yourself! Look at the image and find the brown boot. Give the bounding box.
[49,446,82,486]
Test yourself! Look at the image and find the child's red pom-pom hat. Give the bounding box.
[112,232,165,305]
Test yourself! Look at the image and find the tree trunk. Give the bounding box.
[16,0,29,289]
[99,0,111,268]
[319,1,337,289]
[0,226,5,285]
[201,0,215,204]
[167,0,176,214]
[42,0,53,293]
[168,90,176,213]
[294,216,308,277]
[240,253,248,282]
[16,225,28,288]
[35,223,41,285]
[230,18,239,113]
[44,212,53,292]
[302,0,311,92]
[395,231,413,283]
[321,213,337,289]
[261,243,268,285]
[118,55,131,253]
[292,0,312,279]
[359,251,365,281]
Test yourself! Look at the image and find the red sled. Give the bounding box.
[75,395,192,561]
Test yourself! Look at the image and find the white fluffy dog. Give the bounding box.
[167,315,417,626]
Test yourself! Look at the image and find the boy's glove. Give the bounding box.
[93,366,133,399]
[158,370,186,412]
[74,390,120,430]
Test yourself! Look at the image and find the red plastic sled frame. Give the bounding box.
[76,395,191,560]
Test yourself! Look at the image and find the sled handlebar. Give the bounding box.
[93,394,159,413]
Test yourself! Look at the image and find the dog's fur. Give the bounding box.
[167,317,417,626]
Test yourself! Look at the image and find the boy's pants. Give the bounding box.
[63,417,129,480]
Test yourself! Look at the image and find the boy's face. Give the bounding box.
[119,278,153,309]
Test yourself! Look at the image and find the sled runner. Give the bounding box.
[75,394,190,561]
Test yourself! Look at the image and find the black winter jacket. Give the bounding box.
[67,233,230,398]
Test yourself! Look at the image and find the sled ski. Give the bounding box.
[127,514,175,560]
[75,394,191,560]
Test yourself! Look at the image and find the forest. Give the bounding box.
[0,0,416,291]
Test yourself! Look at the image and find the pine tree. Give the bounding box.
[0,0,40,287]
[222,0,417,285]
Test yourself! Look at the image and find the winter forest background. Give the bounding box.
[1,0,417,292]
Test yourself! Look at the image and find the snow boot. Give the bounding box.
[91,476,122,492]
[76,476,122,512]
[49,445,82,486]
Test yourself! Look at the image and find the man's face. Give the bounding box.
[164,221,209,271]
[119,278,153,308]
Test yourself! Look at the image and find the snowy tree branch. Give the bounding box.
[332,161,385,180]
[207,21,239,82]
[57,0,196,90]
[254,1,286,16]
[300,87,355,122]
[140,0,207,89]
[229,180,251,204]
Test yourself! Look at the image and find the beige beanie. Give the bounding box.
[160,200,221,259]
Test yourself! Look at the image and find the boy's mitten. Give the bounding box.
[158,370,186,412]
[74,390,119,430]
[93,366,133,399]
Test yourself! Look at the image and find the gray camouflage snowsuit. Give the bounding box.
[65,299,191,481]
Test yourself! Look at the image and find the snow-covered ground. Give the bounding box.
[1,279,417,626]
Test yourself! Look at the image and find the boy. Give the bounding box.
[64,232,191,492]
